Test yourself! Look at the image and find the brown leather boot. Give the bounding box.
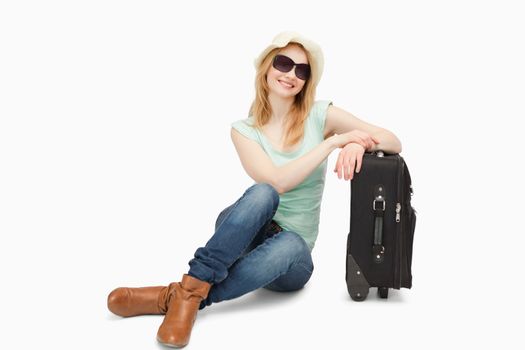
[156,274,211,348]
[107,285,174,317]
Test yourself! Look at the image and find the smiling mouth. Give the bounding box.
[278,80,295,89]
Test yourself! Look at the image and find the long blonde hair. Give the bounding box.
[249,43,317,148]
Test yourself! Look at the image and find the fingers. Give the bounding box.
[356,131,380,149]
[354,139,368,149]
[360,133,374,150]
[364,134,378,149]
[353,132,374,150]
[334,151,343,179]
[341,130,380,150]
[334,151,351,180]
[340,150,356,181]
[355,152,363,174]
[334,145,366,181]
[345,153,356,180]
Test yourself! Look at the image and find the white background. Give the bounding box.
[1,0,523,349]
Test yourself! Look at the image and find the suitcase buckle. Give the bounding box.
[373,198,385,211]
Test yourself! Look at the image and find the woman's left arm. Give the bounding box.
[324,105,402,154]
[325,105,403,181]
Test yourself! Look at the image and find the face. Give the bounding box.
[266,44,308,99]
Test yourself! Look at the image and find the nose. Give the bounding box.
[284,66,297,79]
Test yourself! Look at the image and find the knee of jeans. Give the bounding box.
[247,183,280,210]
[214,204,233,231]
[264,265,313,292]
[273,231,312,265]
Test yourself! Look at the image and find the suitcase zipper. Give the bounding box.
[395,203,401,222]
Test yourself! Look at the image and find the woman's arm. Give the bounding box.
[231,128,335,194]
[231,128,359,194]
[324,105,403,181]
[324,105,402,154]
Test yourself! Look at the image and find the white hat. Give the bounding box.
[254,31,324,87]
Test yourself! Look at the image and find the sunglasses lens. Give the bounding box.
[273,55,294,73]
[295,64,311,81]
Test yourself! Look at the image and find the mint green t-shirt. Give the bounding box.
[231,100,333,250]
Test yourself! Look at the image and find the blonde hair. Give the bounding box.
[249,43,317,148]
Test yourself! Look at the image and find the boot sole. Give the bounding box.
[156,337,187,348]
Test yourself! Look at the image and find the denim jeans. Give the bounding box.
[187,183,314,309]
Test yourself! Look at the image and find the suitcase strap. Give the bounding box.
[372,185,385,264]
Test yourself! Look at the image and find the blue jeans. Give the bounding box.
[187,183,314,309]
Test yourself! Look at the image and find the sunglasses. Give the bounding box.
[272,54,311,81]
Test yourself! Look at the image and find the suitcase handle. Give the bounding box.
[373,185,385,263]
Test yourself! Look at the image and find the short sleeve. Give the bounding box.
[310,100,333,133]
[231,118,259,142]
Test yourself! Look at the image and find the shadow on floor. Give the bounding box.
[198,286,308,318]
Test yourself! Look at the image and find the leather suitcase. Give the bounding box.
[345,152,416,301]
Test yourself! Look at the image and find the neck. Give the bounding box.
[268,92,294,123]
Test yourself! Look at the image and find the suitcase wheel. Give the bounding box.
[378,287,389,299]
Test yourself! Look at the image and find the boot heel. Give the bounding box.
[156,275,211,347]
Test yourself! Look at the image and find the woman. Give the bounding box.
[107,31,402,348]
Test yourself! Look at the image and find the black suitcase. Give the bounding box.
[345,151,416,301]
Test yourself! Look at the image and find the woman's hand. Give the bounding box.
[330,130,380,150]
[333,142,366,181]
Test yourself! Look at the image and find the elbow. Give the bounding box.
[262,181,285,195]
[375,131,402,154]
[388,132,402,154]
[387,142,402,155]
[375,140,402,155]
[271,174,287,194]
[272,182,287,195]
[252,174,286,194]
[277,186,288,195]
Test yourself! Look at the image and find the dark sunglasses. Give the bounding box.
[272,54,311,81]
